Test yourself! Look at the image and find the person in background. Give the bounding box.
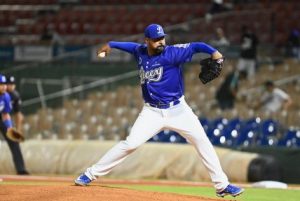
[286,28,300,61]
[254,80,292,113]
[0,75,29,175]
[210,27,230,47]
[236,25,259,81]
[215,70,247,110]
[41,26,64,45]
[206,0,232,22]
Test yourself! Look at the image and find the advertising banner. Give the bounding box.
[14,45,52,61]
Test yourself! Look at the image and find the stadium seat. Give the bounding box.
[199,117,210,133]
[234,121,260,147]
[220,118,242,146]
[260,119,279,136]
[245,117,261,129]
[277,129,299,147]
[150,130,170,143]
[168,132,187,144]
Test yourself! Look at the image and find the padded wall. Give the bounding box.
[0,140,258,182]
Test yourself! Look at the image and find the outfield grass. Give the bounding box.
[111,184,300,201]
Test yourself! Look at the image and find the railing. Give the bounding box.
[22,70,138,108]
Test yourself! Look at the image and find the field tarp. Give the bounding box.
[0,140,258,182]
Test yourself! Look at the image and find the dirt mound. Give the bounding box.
[0,175,224,201]
[1,184,222,201]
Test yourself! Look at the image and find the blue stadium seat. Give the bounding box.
[199,117,210,133]
[245,117,261,130]
[223,118,242,144]
[212,117,228,129]
[228,118,242,130]
[149,130,171,142]
[211,133,229,146]
[260,119,279,136]
[149,130,187,143]
[234,122,259,147]
[209,117,228,143]
[256,135,278,147]
[212,118,240,146]
[168,132,187,144]
[277,129,299,147]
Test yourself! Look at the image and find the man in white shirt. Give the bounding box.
[256,80,292,113]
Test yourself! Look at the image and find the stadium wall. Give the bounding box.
[2,141,297,182]
[0,140,259,182]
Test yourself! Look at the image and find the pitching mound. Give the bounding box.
[1,185,223,201]
[0,175,223,201]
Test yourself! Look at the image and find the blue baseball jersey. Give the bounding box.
[109,41,216,105]
[0,92,12,114]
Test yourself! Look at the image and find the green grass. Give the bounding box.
[1,180,299,201]
[109,184,300,201]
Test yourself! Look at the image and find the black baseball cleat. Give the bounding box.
[17,170,30,175]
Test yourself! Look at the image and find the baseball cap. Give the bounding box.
[144,24,166,39]
[0,74,6,84]
[6,75,15,84]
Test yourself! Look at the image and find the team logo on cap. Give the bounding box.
[157,26,164,35]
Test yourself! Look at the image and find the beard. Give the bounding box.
[154,45,165,54]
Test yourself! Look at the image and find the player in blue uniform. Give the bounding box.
[0,75,13,129]
[0,75,29,175]
[75,24,244,197]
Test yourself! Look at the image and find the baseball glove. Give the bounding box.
[6,128,25,143]
[199,57,225,84]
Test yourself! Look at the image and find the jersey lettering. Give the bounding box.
[139,67,163,84]
[173,43,190,48]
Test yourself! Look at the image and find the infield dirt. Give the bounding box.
[0,175,223,201]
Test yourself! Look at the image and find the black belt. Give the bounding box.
[146,99,180,109]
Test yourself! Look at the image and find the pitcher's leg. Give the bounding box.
[168,106,229,190]
[85,107,163,180]
[189,129,229,190]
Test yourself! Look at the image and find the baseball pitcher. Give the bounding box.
[75,24,244,198]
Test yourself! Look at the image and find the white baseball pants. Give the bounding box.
[85,98,229,190]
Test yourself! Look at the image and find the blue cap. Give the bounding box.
[0,74,6,84]
[144,24,166,39]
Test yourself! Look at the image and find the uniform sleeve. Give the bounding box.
[11,91,22,113]
[108,41,140,54]
[275,88,289,100]
[170,42,217,65]
[3,93,12,113]
[190,42,217,54]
